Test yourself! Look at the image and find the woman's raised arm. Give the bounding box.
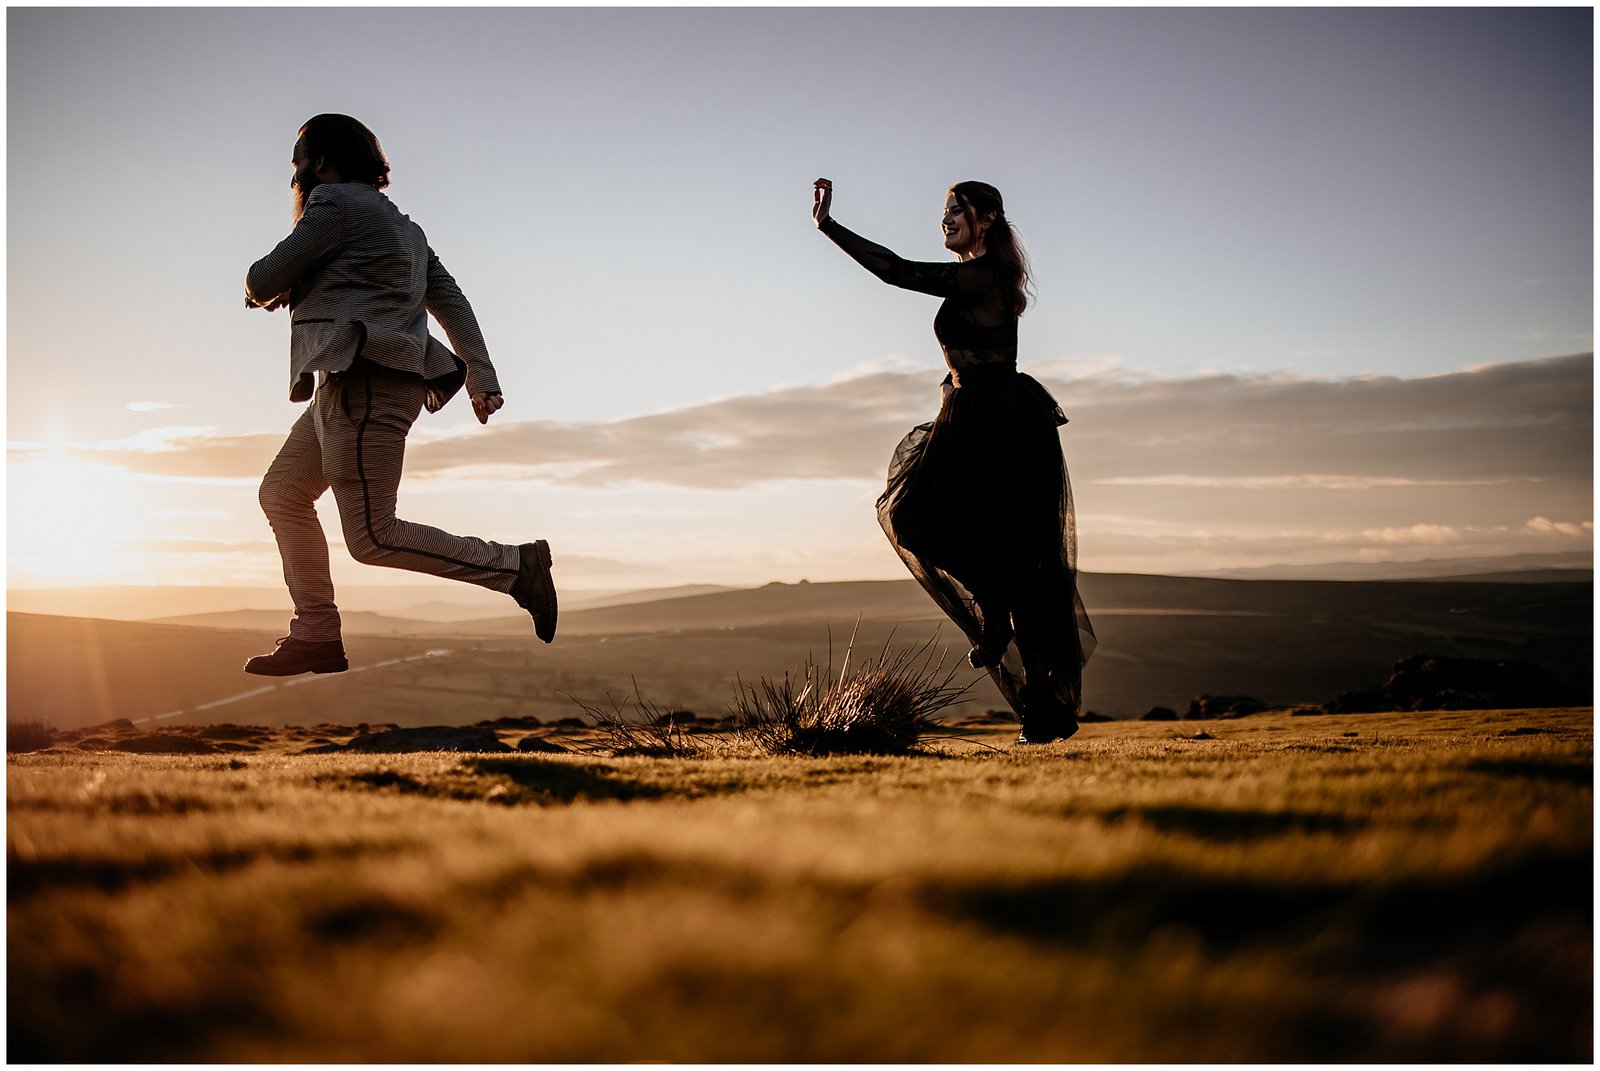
[814,179,986,299]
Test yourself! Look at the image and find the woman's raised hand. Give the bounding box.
[812,178,832,226]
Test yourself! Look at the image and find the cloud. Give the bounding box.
[1079,517,1589,570]
[86,426,225,452]
[1361,524,1473,546]
[11,353,1591,582]
[129,538,279,556]
[126,401,189,412]
[156,509,233,521]
[9,428,283,480]
[373,367,934,490]
[1062,356,1593,510]
[819,352,924,385]
[1525,516,1593,538]
[23,353,1593,503]
[1516,330,1592,345]
[1092,475,1535,491]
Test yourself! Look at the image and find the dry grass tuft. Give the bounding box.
[574,681,701,757]
[732,628,971,755]
[8,720,56,753]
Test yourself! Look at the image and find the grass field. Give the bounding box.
[8,706,1591,1062]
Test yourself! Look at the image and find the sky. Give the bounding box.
[6,6,1594,595]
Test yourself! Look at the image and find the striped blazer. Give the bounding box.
[246,182,502,408]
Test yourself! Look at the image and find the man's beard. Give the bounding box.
[292,169,320,222]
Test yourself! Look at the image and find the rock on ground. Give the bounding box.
[325,726,513,754]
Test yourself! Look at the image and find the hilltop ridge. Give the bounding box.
[7,571,1589,730]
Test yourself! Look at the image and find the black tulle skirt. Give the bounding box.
[876,363,1096,717]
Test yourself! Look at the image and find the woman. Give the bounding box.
[813,178,1094,743]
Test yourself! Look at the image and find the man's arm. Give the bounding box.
[425,250,502,399]
[245,192,343,307]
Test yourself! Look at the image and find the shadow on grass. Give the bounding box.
[348,769,429,793]
[8,839,404,900]
[9,975,276,1064]
[320,758,669,806]
[1460,757,1593,786]
[930,848,1591,1060]
[305,897,440,944]
[1099,804,1367,841]
[463,757,668,804]
[931,848,1590,966]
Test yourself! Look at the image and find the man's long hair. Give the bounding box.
[950,180,1032,315]
[298,113,390,190]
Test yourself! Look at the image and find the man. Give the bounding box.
[243,113,555,676]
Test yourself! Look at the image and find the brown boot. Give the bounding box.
[510,540,558,643]
[243,636,348,677]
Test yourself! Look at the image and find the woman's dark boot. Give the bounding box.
[1016,680,1079,745]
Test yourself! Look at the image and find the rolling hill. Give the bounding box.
[1195,550,1591,582]
[8,573,1591,730]
[6,581,742,623]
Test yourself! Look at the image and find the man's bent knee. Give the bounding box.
[259,473,317,521]
[259,473,289,519]
[342,531,388,567]
[342,517,407,567]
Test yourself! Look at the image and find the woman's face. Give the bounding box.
[941,192,975,254]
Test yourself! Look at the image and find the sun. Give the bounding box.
[7,453,144,586]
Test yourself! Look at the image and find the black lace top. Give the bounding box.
[820,217,1017,369]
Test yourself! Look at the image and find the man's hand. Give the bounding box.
[813,177,832,227]
[246,289,292,311]
[471,391,504,425]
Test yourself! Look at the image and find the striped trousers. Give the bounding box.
[259,366,521,642]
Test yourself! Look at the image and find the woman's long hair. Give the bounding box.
[950,180,1032,315]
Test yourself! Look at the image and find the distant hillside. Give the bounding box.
[7,582,746,623]
[1193,551,1592,582]
[5,614,430,729]
[147,610,451,636]
[1413,569,1593,584]
[13,552,1589,622]
[8,586,295,621]
[555,584,740,611]
[537,580,936,637]
[552,571,1597,640]
[9,573,1591,729]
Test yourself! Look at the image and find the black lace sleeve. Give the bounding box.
[820,217,972,298]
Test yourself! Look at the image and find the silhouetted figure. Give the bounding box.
[242,114,555,676]
[814,178,1095,743]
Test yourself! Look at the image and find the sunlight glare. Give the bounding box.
[8,454,144,585]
